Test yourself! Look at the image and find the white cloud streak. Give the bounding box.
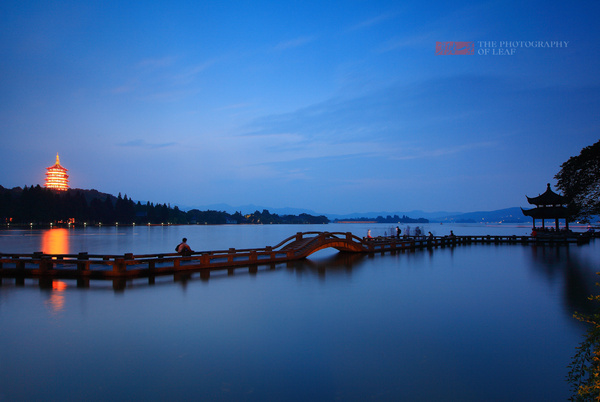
[273,36,317,51]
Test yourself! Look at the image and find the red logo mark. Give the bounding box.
[436,42,474,55]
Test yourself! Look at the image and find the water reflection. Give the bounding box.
[528,244,599,316]
[41,228,70,254]
[2,226,598,401]
[0,251,368,294]
[42,280,67,314]
[38,230,71,313]
[286,251,365,280]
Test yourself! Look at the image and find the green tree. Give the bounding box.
[568,278,600,401]
[555,140,600,222]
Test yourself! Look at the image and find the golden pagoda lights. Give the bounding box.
[45,153,69,191]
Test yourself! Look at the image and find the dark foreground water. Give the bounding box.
[1,223,599,401]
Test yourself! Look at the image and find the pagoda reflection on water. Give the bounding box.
[44,153,69,191]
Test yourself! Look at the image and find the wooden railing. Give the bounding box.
[0,232,593,281]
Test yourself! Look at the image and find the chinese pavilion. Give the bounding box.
[44,153,69,191]
[521,183,569,231]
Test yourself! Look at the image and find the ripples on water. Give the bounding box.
[0,223,598,401]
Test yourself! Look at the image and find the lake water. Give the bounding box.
[1,223,598,401]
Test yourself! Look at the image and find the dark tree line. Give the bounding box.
[555,139,600,222]
[0,185,181,224]
[0,185,329,225]
[240,209,329,224]
[186,209,328,225]
[559,140,600,401]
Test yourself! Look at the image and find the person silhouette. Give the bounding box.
[176,238,193,256]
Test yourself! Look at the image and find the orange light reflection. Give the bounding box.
[41,228,70,255]
[46,280,67,314]
[52,281,68,291]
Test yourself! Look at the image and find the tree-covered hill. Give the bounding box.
[0,185,329,226]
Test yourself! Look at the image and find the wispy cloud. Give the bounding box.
[139,88,201,102]
[110,83,137,94]
[377,32,436,52]
[110,56,216,101]
[118,139,176,149]
[349,12,397,31]
[229,75,509,174]
[172,60,216,84]
[214,102,254,111]
[273,36,316,51]
[389,141,497,161]
[137,56,176,69]
[375,2,492,53]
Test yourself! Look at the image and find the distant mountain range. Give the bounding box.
[177,203,531,224]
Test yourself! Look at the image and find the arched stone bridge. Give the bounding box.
[274,231,368,258]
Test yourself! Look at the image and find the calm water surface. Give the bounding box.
[1,223,598,401]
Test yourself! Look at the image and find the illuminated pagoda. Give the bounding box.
[521,183,569,231]
[44,153,69,191]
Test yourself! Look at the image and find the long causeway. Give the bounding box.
[0,231,594,284]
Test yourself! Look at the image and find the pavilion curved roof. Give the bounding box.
[521,206,569,219]
[526,183,567,206]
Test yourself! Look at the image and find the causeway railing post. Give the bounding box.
[16,257,25,273]
[44,255,53,272]
[77,252,89,272]
[34,252,52,272]
[265,246,273,260]
[114,253,133,274]
[113,258,125,273]
[33,252,45,272]
[201,254,210,266]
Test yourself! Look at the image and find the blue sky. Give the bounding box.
[1,1,598,214]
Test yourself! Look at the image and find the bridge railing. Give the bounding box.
[0,247,294,277]
[0,232,370,276]
[0,232,592,279]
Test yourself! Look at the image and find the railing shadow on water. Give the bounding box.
[0,249,371,293]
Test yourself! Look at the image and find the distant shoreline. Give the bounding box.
[335,221,378,224]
